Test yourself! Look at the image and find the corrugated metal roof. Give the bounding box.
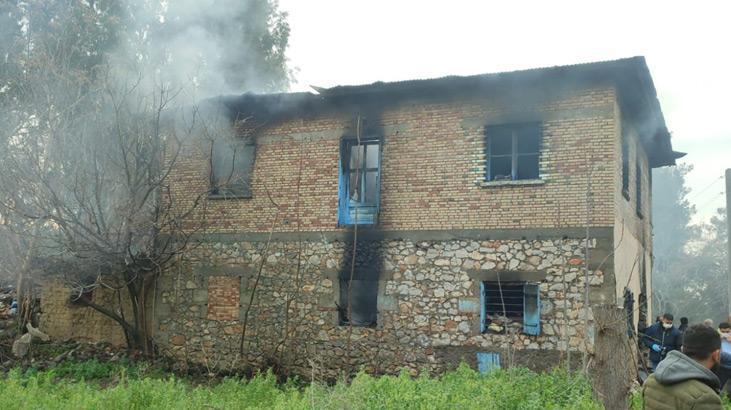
[211,56,683,167]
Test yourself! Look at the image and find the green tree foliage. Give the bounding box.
[652,164,729,324]
[0,0,291,351]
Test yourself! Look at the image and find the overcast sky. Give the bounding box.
[278,0,730,223]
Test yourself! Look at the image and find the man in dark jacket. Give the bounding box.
[643,313,683,370]
[642,324,722,409]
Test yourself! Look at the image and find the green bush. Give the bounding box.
[0,362,602,410]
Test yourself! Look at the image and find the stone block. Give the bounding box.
[378,295,397,311]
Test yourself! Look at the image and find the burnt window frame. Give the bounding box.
[621,133,630,200]
[337,268,379,328]
[338,137,382,225]
[209,138,256,199]
[635,156,643,218]
[485,123,542,182]
[623,288,636,337]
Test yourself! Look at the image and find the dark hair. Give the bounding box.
[680,317,689,324]
[663,313,674,321]
[720,322,731,330]
[682,324,722,360]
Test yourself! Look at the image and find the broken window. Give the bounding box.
[635,157,643,217]
[486,123,541,181]
[338,269,378,327]
[623,288,635,336]
[480,281,540,335]
[338,138,381,225]
[210,139,255,198]
[621,134,630,199]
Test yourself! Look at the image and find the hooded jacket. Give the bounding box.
[642,350,722,410]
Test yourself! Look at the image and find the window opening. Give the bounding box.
[210,139,255,198]
[623,288,635,336]
[486,123,541,181]
[636,157,643,217]
[480,280,541,335]
[338,270,378,327]
[338,138,381,225]
[621,134,630,199]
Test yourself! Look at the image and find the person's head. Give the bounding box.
[656,316,662,324]
[682,324,722,370]
[704,318,714,327]
[661,313,674,329]
[680,317,689,325]
[719,322,731,335]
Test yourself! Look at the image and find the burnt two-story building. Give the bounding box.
[41,57,683,381]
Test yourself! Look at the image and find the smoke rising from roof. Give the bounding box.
[113,0,290,103]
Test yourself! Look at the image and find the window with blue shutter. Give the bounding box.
[481,281,541,336]
[477,352,501,374]
[338,138,381,225]
[523,282,541,336]
[480,282,486,333]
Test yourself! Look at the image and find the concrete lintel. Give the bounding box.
[196,265,253,276]
[180,227,614,244]
[466,270,548,283]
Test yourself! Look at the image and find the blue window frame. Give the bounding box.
[486,123,541,181]
[338,138,381,225]
[480,281,541,335]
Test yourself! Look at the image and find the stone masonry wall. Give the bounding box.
[154,234,611,378]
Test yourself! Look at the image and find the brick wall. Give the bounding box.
[39,279,128,346]
[207,276,240,321]
[169,86,619,234]
[151,84,632,376]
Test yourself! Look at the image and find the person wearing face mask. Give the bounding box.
[643,313,683,370]
[642,324,723,409]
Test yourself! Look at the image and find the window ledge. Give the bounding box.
[481,179,545,188]
[208,192,252,200]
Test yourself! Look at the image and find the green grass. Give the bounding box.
[0,362,602,410]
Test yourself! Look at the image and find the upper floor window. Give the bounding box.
[636,157,643,217]
[210,139,255,198]
[338,138,381,225]
[621,135,630,199]
[486,123,541,181]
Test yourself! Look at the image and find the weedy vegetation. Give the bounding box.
[0,362,603,409]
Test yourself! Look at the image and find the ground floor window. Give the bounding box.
[481,281,540,335]
[338,273,378,327]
